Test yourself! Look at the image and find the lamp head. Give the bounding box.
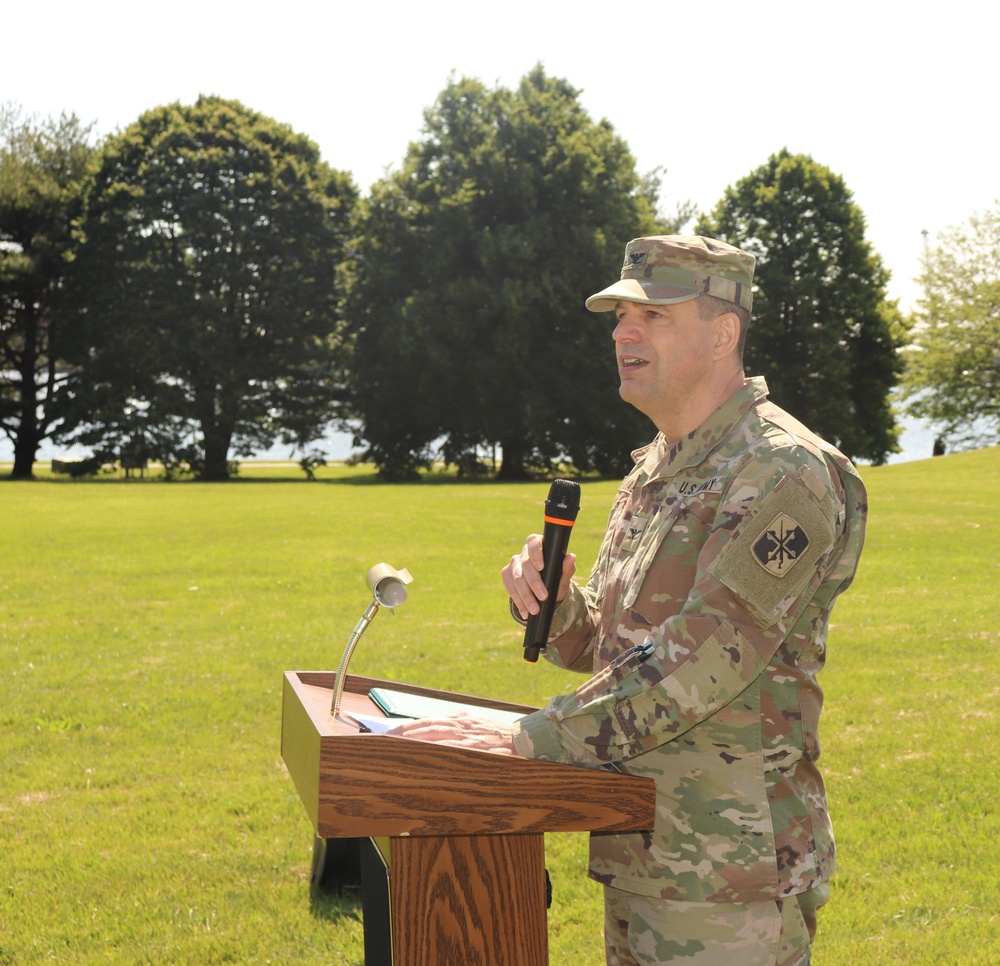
[366,563,413,609]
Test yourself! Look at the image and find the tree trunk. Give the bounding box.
[196,380,238,480]
[200,421,233,480]
[496,438,529,480]
[7,310,42,479]
[10,432,39,479]
[9,364,41,479]
[200,424,234,480]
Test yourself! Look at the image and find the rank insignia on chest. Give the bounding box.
[752,513,810,576]
[619,513,648,552]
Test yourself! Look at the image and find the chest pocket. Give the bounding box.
[617,496,709,610]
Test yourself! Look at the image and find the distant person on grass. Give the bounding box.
[393,236,868,965]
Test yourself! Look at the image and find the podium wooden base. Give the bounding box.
[385,832,547,966]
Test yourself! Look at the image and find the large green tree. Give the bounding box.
[699,150,906,464]
[59,96,356,479]
[0,106,95,479]
[342,66,678,480]
[900,205,1000,450]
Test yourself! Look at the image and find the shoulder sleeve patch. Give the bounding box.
[709,472,837,626]
[752,511,810,577]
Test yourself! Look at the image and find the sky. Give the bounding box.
[3,0,996,462]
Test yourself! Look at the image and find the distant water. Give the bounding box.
[0,415,971,467]
[0,427,362,465]
[883,415,938,465]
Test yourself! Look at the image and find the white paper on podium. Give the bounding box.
[346,712,415,734]
[369,687,527,726]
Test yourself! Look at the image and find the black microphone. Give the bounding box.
[523,479,581,663]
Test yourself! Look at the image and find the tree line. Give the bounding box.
[2,67,992,481]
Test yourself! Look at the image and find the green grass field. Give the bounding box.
[2,450,997,964]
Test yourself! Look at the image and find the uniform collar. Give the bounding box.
[632,376,770,483]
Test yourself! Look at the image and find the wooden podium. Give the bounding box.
[281,671,656,966]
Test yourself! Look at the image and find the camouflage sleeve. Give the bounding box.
[512,454,847,764]
[532,582,601,674]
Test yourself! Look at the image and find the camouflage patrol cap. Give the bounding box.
[586,235,755,313]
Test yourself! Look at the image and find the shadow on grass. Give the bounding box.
[308,889,365,966]
[307,835,366,929]
[308,881,364,925]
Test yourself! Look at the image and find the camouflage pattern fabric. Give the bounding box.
[511,377,867,904]
[585,235,756,312]
[603,882,819,965]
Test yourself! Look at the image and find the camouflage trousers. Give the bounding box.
[603,883,827,965]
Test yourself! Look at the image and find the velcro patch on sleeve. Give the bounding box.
[752,512,810,577]
[709,473,836,626]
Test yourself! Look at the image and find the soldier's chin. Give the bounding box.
[618,379,643,401]
[618,383,651,417]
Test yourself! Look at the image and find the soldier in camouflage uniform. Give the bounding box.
[393,236,867,965]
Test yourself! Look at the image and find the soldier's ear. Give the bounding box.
[712,312,741,360]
